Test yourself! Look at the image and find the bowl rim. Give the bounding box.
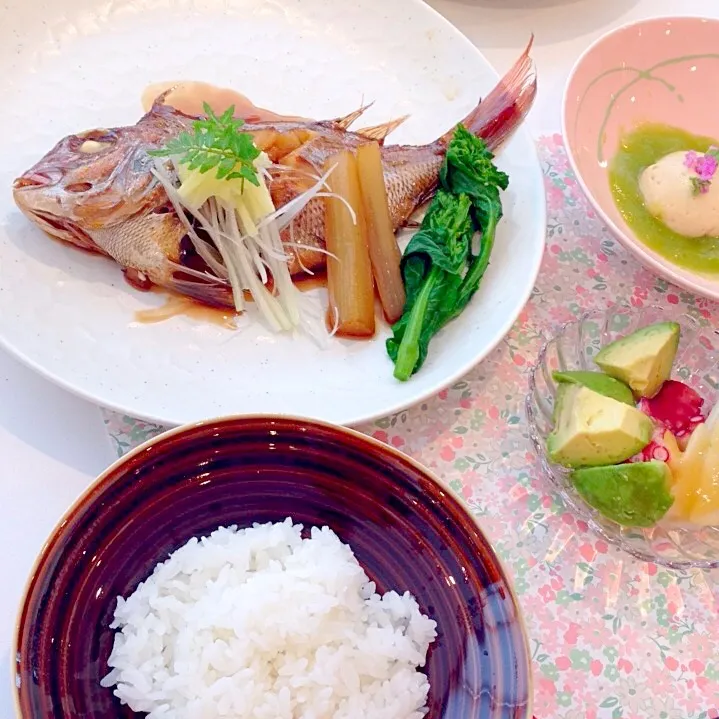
[561,14,719,302]
[11,413,534,719]
[525,305,719,570]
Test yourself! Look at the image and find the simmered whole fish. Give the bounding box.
[13,40,536,309]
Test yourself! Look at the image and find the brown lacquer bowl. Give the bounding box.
[14,416,532,718]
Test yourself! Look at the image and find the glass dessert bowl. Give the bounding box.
[527,304,719,569]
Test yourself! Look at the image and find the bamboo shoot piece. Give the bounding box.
[323,150,376,337]
[356,141,406,323]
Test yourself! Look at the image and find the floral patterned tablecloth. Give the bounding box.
[103,135,719,719]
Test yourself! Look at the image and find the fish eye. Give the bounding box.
[79,140,108,154]
[74,129,117,154]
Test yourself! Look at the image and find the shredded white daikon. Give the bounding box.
[152,155,341,335]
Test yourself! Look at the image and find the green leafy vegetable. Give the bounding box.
[387,124,509,381]
[149,103,261,186]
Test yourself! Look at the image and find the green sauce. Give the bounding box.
[609,123,719,274]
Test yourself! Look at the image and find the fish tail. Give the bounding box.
[439,35,536,150]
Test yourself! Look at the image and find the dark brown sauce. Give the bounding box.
[138,232,328,327]
[294,271,328,292]
[133,273,328,329]
[135,291,237,328]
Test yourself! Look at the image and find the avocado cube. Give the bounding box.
[595,322,680,398]
[552,370,634,405]
[547,385,653,468]
[571,461,674,527]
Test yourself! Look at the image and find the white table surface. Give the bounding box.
[1,0,717,714]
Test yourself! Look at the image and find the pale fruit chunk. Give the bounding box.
[665,425,709,520]
[691,445,719,525]
[665,421,719,525]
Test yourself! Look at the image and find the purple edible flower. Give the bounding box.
[686,147,719,196]
[694,154,718,181]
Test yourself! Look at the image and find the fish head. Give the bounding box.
[14,132,164,255]
[12,104,189,252]
[13,105,235,306]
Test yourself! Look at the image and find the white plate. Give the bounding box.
[0,0,545,427]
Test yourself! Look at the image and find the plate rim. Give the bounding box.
[0,0,546,427]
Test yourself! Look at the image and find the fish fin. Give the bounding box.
[149,88,177,111]
[333,101,375,130]
[356,115,410,144]
[144,88,196,122]
[438,35,536,150]
[403,199,432,229]
[167,274,235,309]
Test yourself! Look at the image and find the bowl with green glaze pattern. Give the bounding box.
[563,16,719,301]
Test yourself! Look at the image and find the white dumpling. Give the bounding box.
[639,151,719,238]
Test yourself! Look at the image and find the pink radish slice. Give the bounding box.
[628,426,673,464]
[639,380,705,438]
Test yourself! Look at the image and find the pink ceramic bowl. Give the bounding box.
[563,16,719,300]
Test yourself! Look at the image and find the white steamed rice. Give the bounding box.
[101,518,437,718]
